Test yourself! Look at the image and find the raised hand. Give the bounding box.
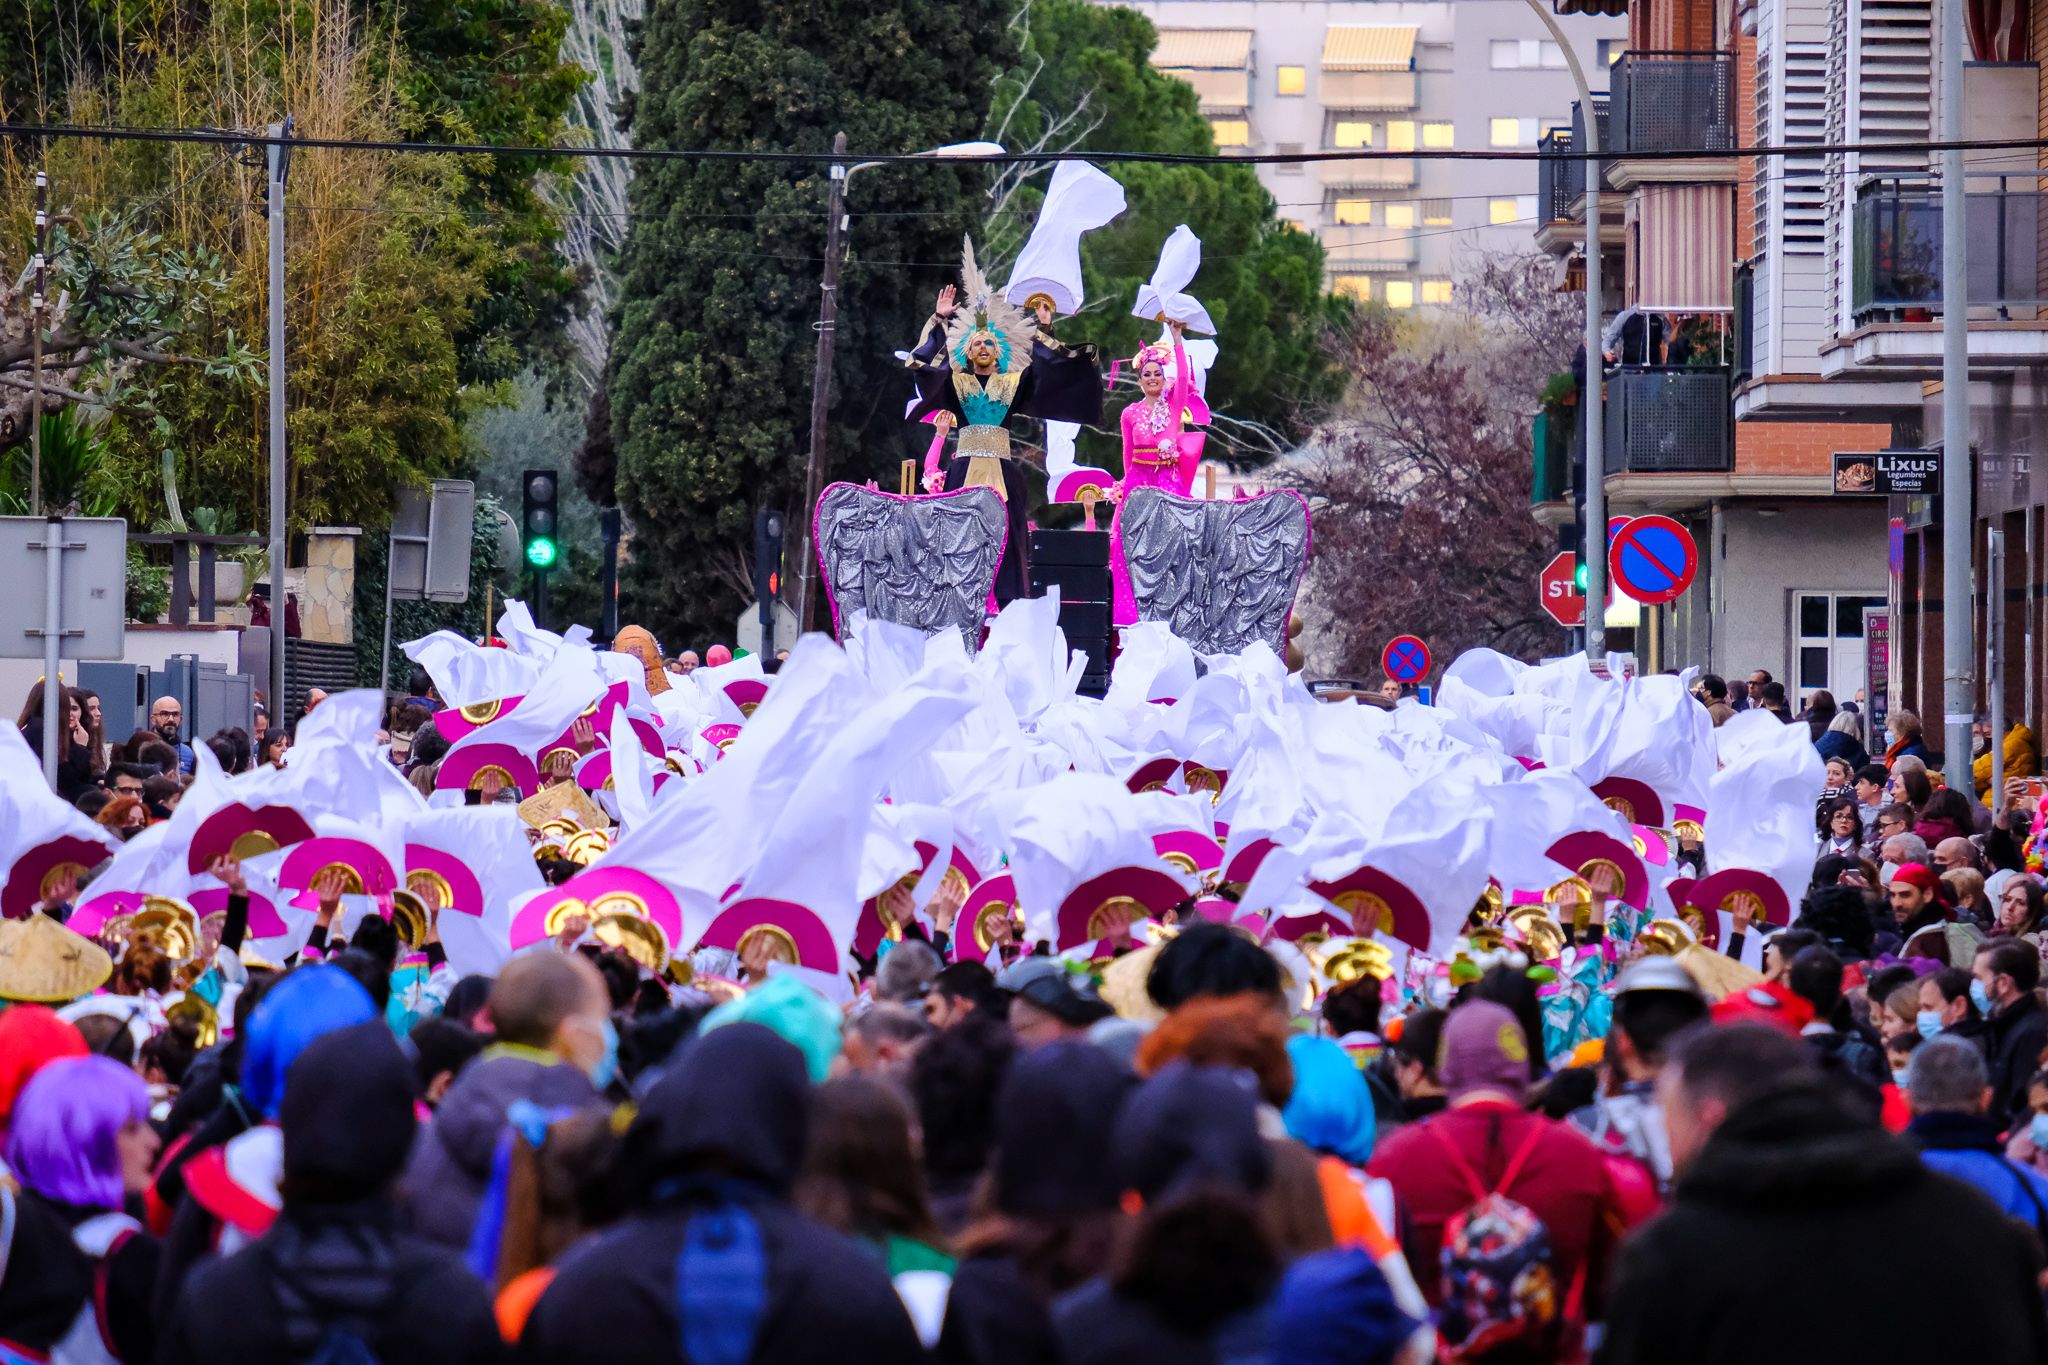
[312,866,349,927]
[934,284,958,319]
[207,853,247,896]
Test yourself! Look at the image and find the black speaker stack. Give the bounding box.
[1028,529,1112,697]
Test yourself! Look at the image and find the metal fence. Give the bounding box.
[1567,98,1611,205]
[1602,366,1734,474]
[1538,127,1575,224]
[1610,52,1735,156]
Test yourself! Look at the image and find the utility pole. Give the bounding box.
[266,118,292,728]
[29,168,47,514]
[1522,0,1605,658]
[795,131,848,636]
[29,167,57,787]
[1939,0,1974,779]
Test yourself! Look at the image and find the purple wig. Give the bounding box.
[5,1056,152,1210]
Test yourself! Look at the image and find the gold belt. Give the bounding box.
[958,426,1010,501]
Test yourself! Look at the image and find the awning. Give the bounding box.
[1179,68,1251,112]
[1631,185,1734,311]
[1153,28,1253,69]
[1320,26,1419,71]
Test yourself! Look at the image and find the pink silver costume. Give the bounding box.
[1111,336,1212,625]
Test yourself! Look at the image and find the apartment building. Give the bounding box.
[1526,0,2048,745]
[1121,0,1624,305]
[1525,0,1903,697]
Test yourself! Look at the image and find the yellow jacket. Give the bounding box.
[1976,724,2038,799]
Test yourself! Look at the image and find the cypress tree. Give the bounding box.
[611,0,1013,644]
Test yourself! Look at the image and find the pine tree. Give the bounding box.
[610,0,1014,646]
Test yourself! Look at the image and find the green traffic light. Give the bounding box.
[1574,561,1588,591]
[526,537,558,569]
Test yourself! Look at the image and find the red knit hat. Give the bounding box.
[1890,862,1939,895]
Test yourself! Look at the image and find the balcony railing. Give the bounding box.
[1319,157,1417,189]
[1567,98,1611,207]
[1320,70,1419,111]
[1851,176,2048,321]
[1538,127,1575,225]
[1733,260,1754,384]
[1325,233,1419,269]
[1609,52,1735,156]
[1531,409,1573,505]
[1602,366,1733,475]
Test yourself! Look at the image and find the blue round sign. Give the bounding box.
[1607,515,1698,605]
[1382,635,1431,684]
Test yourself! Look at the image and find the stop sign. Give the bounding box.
[1539,551,1585,628]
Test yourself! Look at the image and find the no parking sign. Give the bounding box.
[1607,516,1698,605]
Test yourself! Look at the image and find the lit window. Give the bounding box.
[1209,119,1251,148]
[1599,39,1627,66]
[1423,122,1455,148]
[1384,280,1416,309]
[1385,203,1417,228]
[1489,197,1522,224]
[1277,65,1306,96]
[1490,117,1524,147]
[1331,120,1373,148]
[1422,199,1453,225]
[1332,198,1373,225]
[1333,275,1372,300]
[1386,121,1417,152]
[1421,279,1454,304]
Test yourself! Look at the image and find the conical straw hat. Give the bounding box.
[0,912,114,1004]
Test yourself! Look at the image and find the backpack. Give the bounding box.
[1427,1123,1562,1361]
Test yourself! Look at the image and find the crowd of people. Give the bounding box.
[5,610,2048,1363]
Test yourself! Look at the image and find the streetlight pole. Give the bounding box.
[1523,0,1606,658]
[796,132,849,636]
[793,136,1006,635]
[266,118,292,728]
[1939,0,1974,780]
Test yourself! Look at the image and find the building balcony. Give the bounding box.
[1324,232,1419,270]
[1319,156,1417,189]
[1320,70,1419,111]
[1530,407,1575,525]
[1824,175,2048,378]
[1606,52,1737,189]
[1602,366,1733,476]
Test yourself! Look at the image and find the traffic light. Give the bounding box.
[754,507,785,603]
[522,469,558,570]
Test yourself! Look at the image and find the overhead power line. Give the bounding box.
[5,120,2048,166]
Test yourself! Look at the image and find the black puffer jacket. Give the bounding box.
[1597,1083,2048,1365]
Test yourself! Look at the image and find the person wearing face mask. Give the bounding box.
[1904,1038,2048,1230]
[1597,1025,2048,1365]
[401,951,617,1251]
[1972,941,2048,1132]
[2005,1070,2048,1175]
[1915,967,1983,1045]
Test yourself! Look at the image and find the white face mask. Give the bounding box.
[1879,861,1900,886]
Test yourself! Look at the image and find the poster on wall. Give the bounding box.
[1864,606,1890,743]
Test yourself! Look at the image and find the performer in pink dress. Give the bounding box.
[1111,320,1212,625]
